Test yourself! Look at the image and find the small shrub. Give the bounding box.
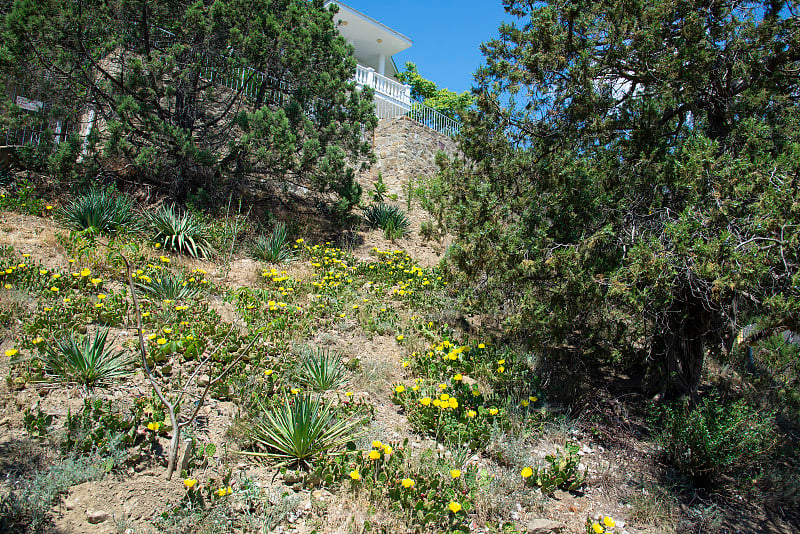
[147,204,214,258]
[369,173,388,203]
[57,189,141,235]
[242,393,364,467]
[44,328,133,390]
[251,222,294,263]
[521,442,587,495]
[362,203,410,239]
[298,347,349,391]
[657,395,775,484]
[135,270,202,300]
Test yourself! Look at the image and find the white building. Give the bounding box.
[325,1,413,119]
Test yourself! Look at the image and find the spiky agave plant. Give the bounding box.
[362,203,410,239]
[134,270,201,300]
[298,347,349,392]
[57,189,142,236]
[251,222,294,263]
[241,393,364,467]
[44,328,133,390]
[147,204,214,258]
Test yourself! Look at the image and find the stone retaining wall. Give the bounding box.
[361,116,458,197]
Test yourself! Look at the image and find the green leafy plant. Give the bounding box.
[658,396,775,484]
[57,189,141,235]
[23,405,53,438]
[362,203,410,239]
[369,173,388,203]
[63,397,143,453]
[522,442,587,495]
[251,222,294,263]
[147,204,214,258]
[298,347,349,392]
[44,328,133,389]
[242,393,364,467]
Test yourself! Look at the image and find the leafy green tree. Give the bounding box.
[0,0,376,211]
[396,62,473,120]
[436,0,800,399]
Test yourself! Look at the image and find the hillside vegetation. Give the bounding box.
[0,1,799,533]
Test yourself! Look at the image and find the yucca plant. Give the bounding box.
[134,271,201,300]
[362,203,410,239]
[57,189,141,235]
[298,347,349,391]
[241,393,364,467]
[44,328,132,390]
[147,204,214,258]
[251,222,294,263]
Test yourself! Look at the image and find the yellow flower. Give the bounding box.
[401,478,415,488]
[183,478,198,489]
[39,269,48,275]
[95,303,103,308]
[396,334,404,341]
[368,450,381,460]
[3,284,10,290]
[216,486,233,497]
[603,516,616,528]
[46,205,53,210]
[471,389,480,397]
[50,286,59,292]
[90,278,102,285]
[291,388,300,395]
[497,365,505,373]
[521,467,533,478]
[80,268,91,277]
[448,398,458,409]
[497,359,505,365]
[450,469,461,478]
[402,361,410,368]
[448,501,462,513]
[264,369,273,376]
[420,397,431,406]
[467,410,477,418]
[438,383,447,390]
[345,391,353,397]
[383,445,393,456]
[32,337,44,345]
[488,408,499,416]
[156,338,167,345]
[394,384,405,394]
[530,395,538,402]
[592,523,604,534]
[433,399,442,407]
[440,394,450,401]
[97,294,106,300]
[162,327,172,333]
[148,333,157,340]
[147,422,161,431]
[5,349,18,357]
[521,399,530,407]
[478,343,485,349]
[371,440,383,449]
[454,373,463,381]
[349,470,361,480]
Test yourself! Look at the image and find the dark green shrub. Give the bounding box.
[658,395,775,484]
[147,204,214,258]
[362,203,410,239]
[57,189,141,235]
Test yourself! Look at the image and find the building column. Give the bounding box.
[377,54,386,76]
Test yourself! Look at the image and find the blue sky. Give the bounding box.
[338,1,514,94]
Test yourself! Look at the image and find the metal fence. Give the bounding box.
[407,102,460,138]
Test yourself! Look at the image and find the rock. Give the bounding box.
[526,519,566,533]
[198,374,211,387]
[86,509,110,524]
[64,499,78,511]
[284,471,304,484]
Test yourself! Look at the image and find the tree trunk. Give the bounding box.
[660,300,710,401]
